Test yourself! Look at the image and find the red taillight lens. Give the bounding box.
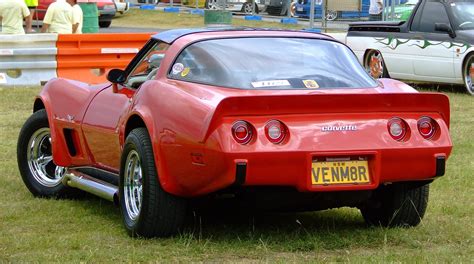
[232,121,253,144]
[265,120,288,144]
[387,117,407,141]
[417,117,437,139]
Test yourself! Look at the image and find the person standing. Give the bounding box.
[0,0,31,34]
[369,0,383,21]
[69,0,83,33]
[41,0,73,33]
[24,0,38,32]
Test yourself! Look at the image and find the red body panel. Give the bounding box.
[36,30,453,197]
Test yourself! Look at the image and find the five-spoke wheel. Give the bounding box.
[17,109,72,197]
[119,127,187,237]
[123,150,143,222]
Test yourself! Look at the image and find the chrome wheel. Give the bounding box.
[290,1,296,17]
[464,56,474,95]
[124,150,143,222]
[207,0,219,9]
[27,128,64,187]
[366,51,385,79]
[326,10,338,21]
[243,3,253,14]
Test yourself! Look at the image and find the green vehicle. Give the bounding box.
[385,0,418,21]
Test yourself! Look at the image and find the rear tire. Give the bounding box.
[99,21,112,28]
[120,127,187,237]
[364,50,389,79]
[463,54,474,95]
[361,182,429,227]
[17,109,72,197]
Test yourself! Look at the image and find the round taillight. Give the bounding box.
[387,117,407,141]
[232,121,253,144]
[417,117,437,139]
[265,120,287,144]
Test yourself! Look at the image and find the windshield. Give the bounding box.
[450,1,474,30]
[169,37,378,90]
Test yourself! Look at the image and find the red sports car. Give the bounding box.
[17,28,453,237]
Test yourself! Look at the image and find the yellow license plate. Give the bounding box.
[311,160,370,185]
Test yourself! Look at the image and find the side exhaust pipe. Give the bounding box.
[62,169,119,204]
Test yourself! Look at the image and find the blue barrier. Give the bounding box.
[244,15,262,21]
[303,28,321,33]
[280,18,298,24]
[164,7,180,12]
[140,4,155,10]
[190,9,205,15]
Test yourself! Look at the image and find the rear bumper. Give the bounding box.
[228,148,449,191]
[161,145,450,197]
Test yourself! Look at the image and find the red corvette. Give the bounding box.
[17,29,453,237]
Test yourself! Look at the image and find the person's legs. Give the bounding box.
[26,7,35,32]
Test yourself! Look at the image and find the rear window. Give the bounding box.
[168,37,377,89]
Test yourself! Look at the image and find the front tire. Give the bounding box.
[463,54,474,95]
[17,109,69,197]
[120,127,187,237]
[360,182,430,227]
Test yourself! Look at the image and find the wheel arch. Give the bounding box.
[120,112,153,146]
[33,98,46,113]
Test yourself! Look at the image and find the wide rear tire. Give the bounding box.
[120,127,187,237]
[361,182,429,227]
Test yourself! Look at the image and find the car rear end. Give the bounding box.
[203,92,451,194]
[162,34,452,198]
[96,0,116,27]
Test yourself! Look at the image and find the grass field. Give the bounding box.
[112,9,304,30]
[0,86,473,262]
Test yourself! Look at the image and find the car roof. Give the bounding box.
[151,27,336,44]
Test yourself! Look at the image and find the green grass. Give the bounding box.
[0,86,473,262]
[112,9,304,30]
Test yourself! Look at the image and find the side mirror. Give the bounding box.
[435,23,456,38]
[107,69,126,84]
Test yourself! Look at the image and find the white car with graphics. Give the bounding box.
[346,0,474,95]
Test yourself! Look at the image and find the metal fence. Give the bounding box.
[28,0,412,33]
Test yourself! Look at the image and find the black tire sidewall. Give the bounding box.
[119,128,159,237]
[17,109,67,197]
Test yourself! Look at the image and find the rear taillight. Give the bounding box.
[387,117,408,141]
[417,117,437,139]
[265,120,288,144]
[232,121,253,144]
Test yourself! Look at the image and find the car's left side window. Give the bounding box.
[125,42,169,89]
[411,2,450,33]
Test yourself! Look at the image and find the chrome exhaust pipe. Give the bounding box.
[62,169,118,203]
